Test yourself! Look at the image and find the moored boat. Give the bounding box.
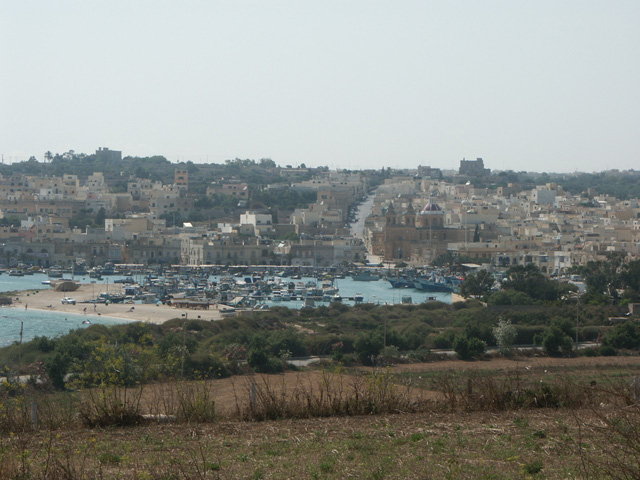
[350,272,379,281]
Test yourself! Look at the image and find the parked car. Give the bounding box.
[61,297,76,305]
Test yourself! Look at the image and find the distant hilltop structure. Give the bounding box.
[459,157,490,176]
[95,147,122,162]
[417,165,442,179]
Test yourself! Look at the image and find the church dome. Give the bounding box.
[421,202,442,214]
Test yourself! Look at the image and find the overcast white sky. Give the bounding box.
[1,1,639,173]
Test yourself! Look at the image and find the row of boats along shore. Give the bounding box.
[3,263,463,310]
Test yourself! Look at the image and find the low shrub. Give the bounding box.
[176,380,216,423]
[598,345,617,356]
[238,368,423,421]
[453,336,486,360]
[430,370,597,413]
[578,395,640,478]
[407,348,432,362]
[78,386,144,428]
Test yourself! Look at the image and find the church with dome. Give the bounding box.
[367,199,464,265]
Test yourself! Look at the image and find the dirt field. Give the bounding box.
[136,355,640,418]
[4,355,639,479]
[386,354,640,373]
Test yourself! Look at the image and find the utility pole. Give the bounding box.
[575,295,580,348]
[19,321,23,366]
[181,312,187,380]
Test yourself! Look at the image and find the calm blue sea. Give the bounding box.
[0,308,127,348]
[0,272,451,346]
[0,273,131,347]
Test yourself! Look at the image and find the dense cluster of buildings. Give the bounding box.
[363,163,640,274]
[0,159,370,268]
[1,153,638,275]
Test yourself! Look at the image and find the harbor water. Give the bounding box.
[0,272,450,346]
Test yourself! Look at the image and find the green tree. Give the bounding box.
[541,326,573,356]
[574,253,625,303]
[268,329,307,357]
[620,259,640,302]
[278,231,300,242]
[95,207,107,227]
[487,289,535,305]
[45,352,71,389]
[0,215,21,227]
[247,335,282,373]
[354,331,383,365]
[502,264,572,302]
[602,321,640,350]
[453,335,486,360]
[460,270,495,299]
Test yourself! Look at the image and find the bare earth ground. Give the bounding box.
[385,354,640,373]
[9,283,226,324]
[138,355,640,418]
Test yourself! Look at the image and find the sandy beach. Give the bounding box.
[12,283,225,324]
[450,292,465,303]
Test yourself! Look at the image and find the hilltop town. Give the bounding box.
[2,151,640,479]
[1,150,639,274]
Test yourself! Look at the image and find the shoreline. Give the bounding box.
[450,292,465,303]
[3,304,129,324]
[12,283,225,325]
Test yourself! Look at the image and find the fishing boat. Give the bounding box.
[350,272,379,281]
[387,276,415,288]
[47,268,64,278]
[413,278,454,293]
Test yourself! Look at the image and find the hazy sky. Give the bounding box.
[2,1,639,173]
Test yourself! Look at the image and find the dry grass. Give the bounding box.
[0,356,639,479]
[0,408,627,479]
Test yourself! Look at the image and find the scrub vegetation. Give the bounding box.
[0,297,639,478]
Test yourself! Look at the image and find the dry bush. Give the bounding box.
[140,381,180,418]
[430,370,599,413]
[175,380,216,423]
[31,392,79,431]
[0,379,80,434]
[78,385,144,428]
[235,368,427,421]
[0,396,31,434]
[577,379,640,479]
[0,429,97,480]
